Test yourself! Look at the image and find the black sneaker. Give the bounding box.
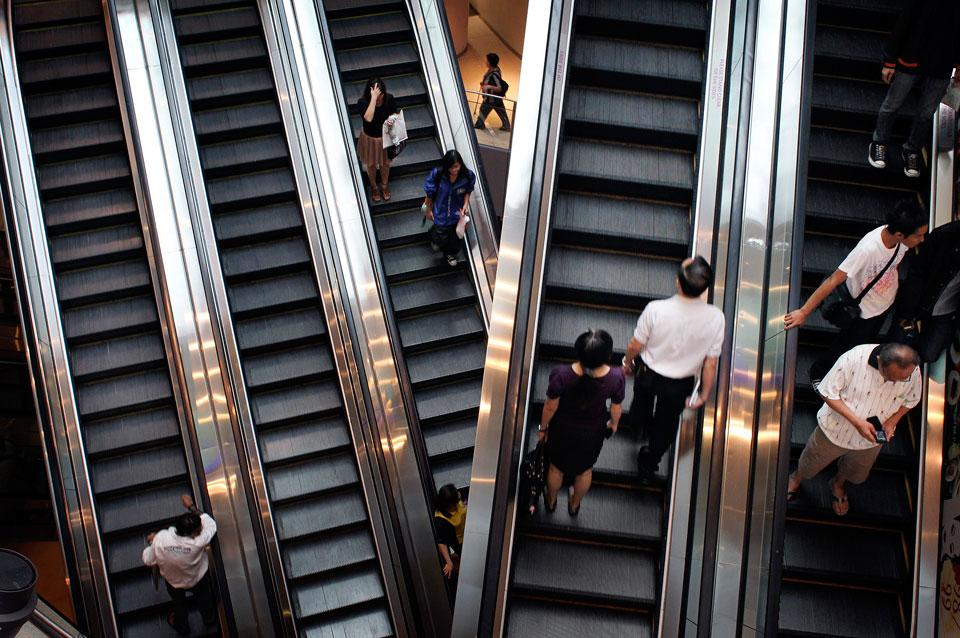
[868,141,887,169]
[474,120,486,130]
[902,148,920,178]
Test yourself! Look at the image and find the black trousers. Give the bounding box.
[476,97,510,129]
[166,572,216,634]
[630,365,695,471]
[430,223,461,259]
[889,313,959,363]
[810,311,888,381]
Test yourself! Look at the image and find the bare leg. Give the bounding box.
[545,463,562,509]
[365,164,379,199]
[380,163,391,189]
[569,468,593,512]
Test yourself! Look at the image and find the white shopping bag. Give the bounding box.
[382,110,408,148]
[456,213,470,239]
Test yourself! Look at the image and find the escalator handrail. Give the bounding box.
[0,4,117,633]
[404,0,498,328]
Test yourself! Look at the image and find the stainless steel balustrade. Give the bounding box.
[108,1,276,633]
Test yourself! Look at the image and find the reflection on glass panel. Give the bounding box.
[0,235,76,623]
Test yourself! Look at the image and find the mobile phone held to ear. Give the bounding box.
[867,416,886,443]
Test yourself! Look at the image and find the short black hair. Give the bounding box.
[486,52,500,67]
[435,484,460,513]
[678,256,714,297]
[885,198,927,236]
[175,512,202,537]
[877,342,920,368]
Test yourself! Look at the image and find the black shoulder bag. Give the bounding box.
[820,244,899,329]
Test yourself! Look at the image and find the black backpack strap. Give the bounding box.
[854,243,900,303]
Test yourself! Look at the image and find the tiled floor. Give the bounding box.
[457,15,522,149]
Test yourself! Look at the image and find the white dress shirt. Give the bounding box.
[634,294,725,379]
[142,513,217,589]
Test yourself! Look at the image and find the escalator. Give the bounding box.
[167,0,396,633]
[10,0,219,634]
[776,1,924,635]
[323,0,488,492]
[503,1,708,633]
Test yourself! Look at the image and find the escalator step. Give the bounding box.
[381,242,452,281]
[292,568,385,620]
[199,134,290,173]
[242,343,334,389]
[405,339,486,386]
[18,51,110,87]
[213,202,305,244]
[192,102,283,141]
[335,42,418,80]
[577,0,708,43]
[12,0,100,28]
[328,11,410,48]
[30,119,124,160]
[422,416,476,459]
[24,84,118,126]
[14,21,104,59]
[552,191,689,252]
[75,368,173,418]
[220,237,311,280]
[413,377,482,422]
[373,207,429,247]
[235,307,327,353]
[178,37,267,74]
[48,223,143,269]
[283,528,376,580]
[273,490,368,542]
[396,305,484,351]
[89,444,187,495]
[788,469,912,525]
[56,260,151,307]
[97,482,187,535]
[226,271,318,316]
[778,581,901,638]
[545,245,679,308]
[266,452,358,502]
[37,154,131,196]
[431,454,473,491]
[808,127,917,189]
[206,167,295,210]
[571,36,702,97]
[537,302,639,355]
[800,234,857,275]
[173,5,261,43]
[507,598,651,638]
[814,25,884,79]
[258,416,350,465]
[390,271,476,316]
[69,332,165,381]
[249,379,342,426]
[186,67,276,108]
[82,407,181,456]
[111,570,173,615]
[805,180,897,232]
[299,606,393,638]
[782,520,905,586]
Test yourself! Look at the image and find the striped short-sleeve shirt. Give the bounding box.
[816,344,921,450]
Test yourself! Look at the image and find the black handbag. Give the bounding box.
[518,442,546,516]
[387,140,406,160]
[820,244,899,328]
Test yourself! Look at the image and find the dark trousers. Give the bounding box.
[873,72,951,151]
[430,223,460,259]
[810,312,888,381]
[889,313,959,363]
[630,365,696,471]
[166,573,216,634]
[476,98,510,129]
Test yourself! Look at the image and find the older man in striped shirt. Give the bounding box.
[787,342,921,516]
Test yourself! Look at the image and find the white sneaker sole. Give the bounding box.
[867,155,886,169]
[903,167,920,178]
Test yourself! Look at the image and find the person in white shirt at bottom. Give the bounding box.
[142,494,218,635]
[787,342,921,516]
[622,256,725,482]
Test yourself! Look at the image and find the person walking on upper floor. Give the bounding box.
[786,342,921,516]
[423,149,476,267]
[538,329,624,516]
[622,256,725,482]
[868,0,960,178]
[356,77,399,202]
[784,199,928,385]
[473,52,511,132]
[890,220,960,362]
[142,494,218,635]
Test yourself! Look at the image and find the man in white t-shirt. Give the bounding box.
[142,494,218,634]
[622,256,725,481]
[784,199,928,383]
[787,342,921,516]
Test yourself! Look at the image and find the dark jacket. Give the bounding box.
[481,68,505,102]
[424,167,476,227]
[882,0,960,78]
[895,221,960,321]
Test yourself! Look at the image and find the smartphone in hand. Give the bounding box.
[867,416,886,443]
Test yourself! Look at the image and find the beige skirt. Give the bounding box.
[357,131,391,170]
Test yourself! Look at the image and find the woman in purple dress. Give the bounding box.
[537,329,625,515]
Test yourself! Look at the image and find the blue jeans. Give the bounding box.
[873,72,951,151]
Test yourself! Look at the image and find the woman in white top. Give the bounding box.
[783,199,928,383]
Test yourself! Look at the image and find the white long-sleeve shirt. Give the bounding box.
[142,513,217,589]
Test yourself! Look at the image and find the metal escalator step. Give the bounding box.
[186,68,275,108]
[512,535,657,608]
[344,73,425,108]
[389,271,475,316]
[97,481,188,534]
[805,180,898,232]
[388,136,441,174]
[122,609,215,638]
[558,139,693,203]
[800,234,858,276]
[69,333,165,381]
[18,51,110,88]
[199,134,289,174]
[83,407,181,456]
[226,271,318,316]
[173,6,261,43]
[250,379,342,426]
[431,455,473,491]
[90,444,187,495]
[12,0,100,28]
[811,76,917,132]
[818,0,900,31]
[538,303,639,356]
[266,452,358,502]
[56,260,151,308]
[111,570,170,615]
[553,191,689,253]
[577,0,708,42]
[782,521,905,585]
[545,246,679,308]
[37,154,131,196]
[329,11,411,48]
[524,483,662,544]
[507,598,651,638]
[292,567,385,620]
[258,416,350,465]
[206,167,295,210]
[30,119,124,161]
[75,368,173,418]
[814,25,884,79]
[13,21,105,58]
[300,606,393,638]
[235,307,326,353]
[24,84,118,125]
[48,223,143,269]
[789,469,912,524]
[335,42,418,80]
[192,102,283,141]
[177,36,267,74]
[565,86,699,149]
[170,0,248,11]
[396,305,484,351]
[405,340,486,386]
[61,296,158,344]
[274,490,368,542]
[414,377,482,422]
[373,207,428,246]
[106,532,154,576]
[808,127,917,189]
[220,237,310,280]
[422,416,476,459]
[381,243,450,281]
[283,528,376,580]
[571,36,702,97]
[243,343,334,389]
[213,202,304,244]
[323,0,402,18]
[778,581,901,638]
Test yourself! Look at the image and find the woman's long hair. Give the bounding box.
[361,77,387,105]
[437,149,470,183]
[566,329,614,410]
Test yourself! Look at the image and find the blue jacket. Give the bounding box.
[424,167,476,227]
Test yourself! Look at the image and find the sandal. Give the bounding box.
[786,474,800,502]
[545,497,557,513]
[380,184,391,201]
[568,501,580,517]
[830,493,849,517]
[371,186,381,202]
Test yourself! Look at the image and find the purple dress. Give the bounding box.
[545,364,626,475]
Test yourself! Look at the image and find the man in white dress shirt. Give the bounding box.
[142,494,218,634]
[787,342,921,516]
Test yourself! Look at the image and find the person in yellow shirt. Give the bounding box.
[434,484,466,580]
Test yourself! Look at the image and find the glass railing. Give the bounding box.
[464,89,517,151]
